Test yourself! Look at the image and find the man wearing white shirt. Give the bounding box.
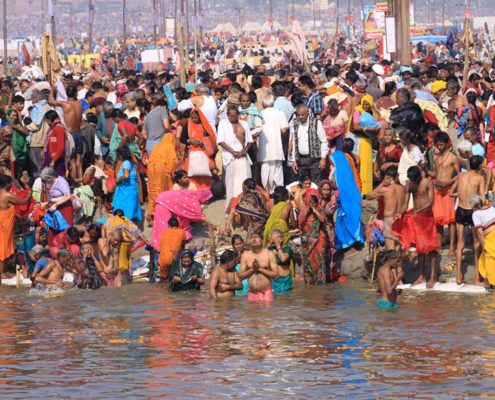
[217,106,253,212]
[259,94,288,193]
[289,105,328,184]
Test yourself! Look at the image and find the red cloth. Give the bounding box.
[432,185,455,225]
[118,120,137,136]
[392,209,439,255]
[10,186,34,218]
[47,125,66,164]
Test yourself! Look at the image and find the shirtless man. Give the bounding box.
[34,248,71,288]
[97,229,124,287]
[367,166,405,250]
[209,249,242,299]
[49,84,84,181]
[376,250,404,308]
[450,155,486,285]
[428,132,459,255]
[0,175,32,283]
[400,166,438,288]
[240,232,279,301]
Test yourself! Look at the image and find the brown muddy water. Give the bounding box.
[0,281,494,399]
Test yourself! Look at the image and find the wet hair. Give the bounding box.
[219,249,236,264]
[272,186,289,204]
[168,216,179,227]
[67,227,80,242]
[327,98,339,109]
[447,79,460,91]
[0,174,12,189]
[250,231,263,239]
[243,178,256,190]
[399,129,416,146]
[173,170,188,182]
[433,131,449,144]
[384,166,398,178]
[231,234,244,247]
[45,109,59,123]
[469,155,483,171]
[343,138,355,153]
[383,249,400,261]
[407,166,421,183]
[251,75,263,90]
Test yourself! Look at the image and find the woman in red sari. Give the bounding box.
[298,189,332,284]
[179,108,217,189]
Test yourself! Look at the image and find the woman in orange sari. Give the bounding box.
[179,108,217,189]
[146,132,178,222]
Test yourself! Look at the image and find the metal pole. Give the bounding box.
[3,0,7,75]
[123,0,127,52]
[153,0,158,43]
[269,0,273,30]
[198,0,202,40]
[174,0,177,40]
[442,0,446,31]
[41,0,45,36]
[88,0,93,52]
[291,0,295,19]
[334,0,339,57]
[51,7,56,46]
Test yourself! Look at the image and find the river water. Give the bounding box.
[0,281,494,399]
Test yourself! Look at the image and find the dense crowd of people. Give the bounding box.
[1,34,495,308]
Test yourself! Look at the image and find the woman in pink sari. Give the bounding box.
[151,189,213,249]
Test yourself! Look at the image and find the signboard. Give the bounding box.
[363,5,385,40]
[376,1,389,13]
[385,16,396,53]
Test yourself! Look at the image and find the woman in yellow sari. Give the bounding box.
[349,94,381,195]
[262,186,295,246]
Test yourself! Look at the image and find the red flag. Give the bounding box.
[21,43,32,66]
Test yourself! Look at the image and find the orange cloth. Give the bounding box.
[158,227,186,279]
[345,153,362,193]
[432,185,455,226]
[392,209,439,255]
[184,108,217,189]
[147,133,178,215]
[0,206,15,261]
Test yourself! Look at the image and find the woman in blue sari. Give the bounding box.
[330,150,364,250]
[113,147,142,222]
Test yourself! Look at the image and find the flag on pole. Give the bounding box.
[289,20,307,64]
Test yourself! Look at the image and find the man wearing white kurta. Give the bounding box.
[217,106,253,212]
[259,94,289,193]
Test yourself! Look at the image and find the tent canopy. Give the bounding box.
[242,22,262,32]
[209,23,238,34]
[261,20,283,32]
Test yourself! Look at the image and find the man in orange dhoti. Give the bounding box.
[393,166,439,289]
[158,217,186,282]
[0,175,33,283]
[146,132,178,222]
[429,132,459,255]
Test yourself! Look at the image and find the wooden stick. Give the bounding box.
[370,246,378,286]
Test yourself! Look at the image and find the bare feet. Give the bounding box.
[448,248,455,257]
[456,273,464,285]
[426,279,437,289]
[412,275,426,286]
